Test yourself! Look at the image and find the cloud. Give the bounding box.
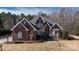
[0,8,20,15]
[0,7,54,15]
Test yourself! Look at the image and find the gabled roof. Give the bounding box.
[44,17,55,26]
[11,18,36,31]
[20,23,28,31]
[42,23,52,30]
[30,16,55,26]
[37,16,45,23]
[30,16,45,25]
[11,22,28,31]
[11,16,63,31]
[21,18,36,31]
[52,23,63,30]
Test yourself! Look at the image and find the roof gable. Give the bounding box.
[30,16,55,26]
[42,23,51,30]
[52,23,62,30]
[11,18,36,31]
[35,16,45,24]
[21,18,36,31]
[11,22,28,31]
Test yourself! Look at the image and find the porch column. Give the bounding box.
[29,31,33,41]
[49,29,52,37]
[56,33,60,40]
[52,30,55,36]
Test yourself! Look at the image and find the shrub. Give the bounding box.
[36,32,53,41]
[43,32,53,41]
[62,31,69,39]
[14,41,24,44]
[0,29,12,36]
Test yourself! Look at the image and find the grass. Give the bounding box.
[1,40,79,51]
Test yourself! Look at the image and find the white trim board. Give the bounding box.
[40,16,45,23]
[34,16,45,24]
[11,22,28,31]
[22,18,36,31]
[20,23,28,31]
[11,18,36,31]
[11,18,26,31]
[52,23,63,30]
[42,23,52,30]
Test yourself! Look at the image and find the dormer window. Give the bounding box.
[37,23,43,29]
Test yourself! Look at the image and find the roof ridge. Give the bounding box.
[11,18,36,31]
[21,18,36,31]
[52,23,63,30]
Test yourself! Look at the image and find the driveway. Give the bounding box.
[69,35,79,39]
[0,36,12,44]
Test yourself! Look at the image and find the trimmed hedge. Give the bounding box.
[36,32,53,41]
[0,29,12,36]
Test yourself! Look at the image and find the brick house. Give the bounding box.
[11,16,62,42]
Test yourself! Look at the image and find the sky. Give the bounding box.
[0,7,62,15]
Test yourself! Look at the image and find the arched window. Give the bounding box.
[17,31,22,40]
[37,23,43,29]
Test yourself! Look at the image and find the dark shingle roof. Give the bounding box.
[29,16,55,26]
[52,24,63,30]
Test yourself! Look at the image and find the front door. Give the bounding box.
[17,31,22,40]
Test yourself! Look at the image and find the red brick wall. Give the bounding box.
[12,23,36,42]
[12,24,28,41]
[43,26,51,34]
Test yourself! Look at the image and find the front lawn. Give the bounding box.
[1,40,79,51]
